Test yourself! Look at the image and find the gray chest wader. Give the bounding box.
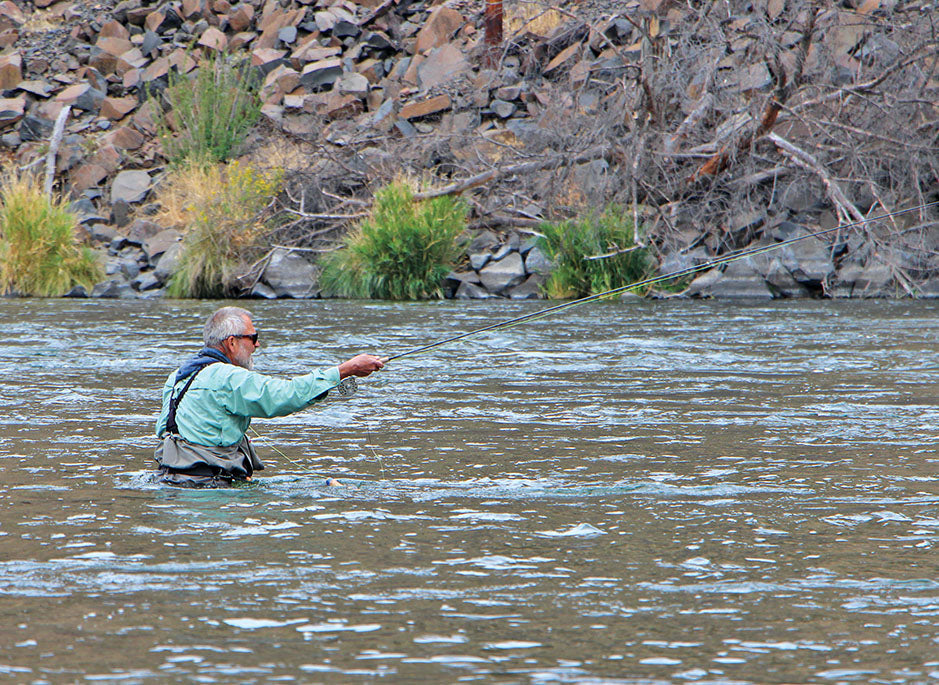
[156,362,253,488]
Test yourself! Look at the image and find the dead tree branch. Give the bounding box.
[766,132,865,224]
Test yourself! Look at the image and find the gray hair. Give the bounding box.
[203,306,253,348]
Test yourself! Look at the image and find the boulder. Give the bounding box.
[143,228,181,262]
[467,229,501,253]
[132,271,162,291]
[18,114,53,141]
[706,259,774,299]
[524,246,554,275]
[338,72,370,97]
[91,223,119,243]
[199,27,228,51]
[261,248,318,298]
[829,262,864,298]
[0,51,21,89]
[100,96,137,120]
[779,233,834,289]
[492,233,519,261]
[763,256,809,298]
[249,282,278,299]
[415,7,464,53]
[469,252,491,271]
[508,273,546,299]
[71,198,107,225]
[0,96,24,127]
[229,5,255,32]
[91,278,136,299]
[417,42,470,90]
[478,252,526,294]
[71,164,109,192]
[110,170,151,204]
[154,242,182,282]
[685,267,723,297]
[300,59,343,90]
[55,83,105,112]
[490,99,516,118]
[853,261,894,297]
[455,281,492,299]
[442,269,480,298]
[915,276,939,299]
[399,94,450,120]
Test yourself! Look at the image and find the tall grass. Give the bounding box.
[320,181,467,300]
[163,160,282,298]
[154,51,260,165]
[0,172,102,297]
[538,205,651,299]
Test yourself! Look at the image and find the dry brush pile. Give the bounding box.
[268,0,939,295]
[1,0,937,298]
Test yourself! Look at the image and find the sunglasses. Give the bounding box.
[231,333,259,344]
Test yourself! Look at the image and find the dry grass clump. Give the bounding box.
[0,171,101,297]
[158,160,283,298]
[505,1,566,38]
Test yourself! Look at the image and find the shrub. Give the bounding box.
[164,160,283,298]
[538,205,651,299]
[154,51,260,165]
[0,172,102,297]
[319,181,468,300]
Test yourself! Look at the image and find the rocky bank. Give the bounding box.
[0,0,937,300]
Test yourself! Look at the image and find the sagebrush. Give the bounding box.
[319,181,467,300]
[154,51,260,165]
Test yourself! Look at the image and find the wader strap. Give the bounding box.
[166,362,217,435]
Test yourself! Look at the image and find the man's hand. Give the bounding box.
[338,354,385,379]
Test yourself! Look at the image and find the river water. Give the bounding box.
[1,298,937,683]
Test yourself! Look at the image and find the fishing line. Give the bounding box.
[381,201,939,363]
[249,426,306,469]
[249,426,352,487]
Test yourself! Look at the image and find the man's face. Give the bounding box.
[228,317,259,370]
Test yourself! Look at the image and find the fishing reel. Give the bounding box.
[336,376,358,398]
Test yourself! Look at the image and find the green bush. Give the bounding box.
[154,51,260,165]
[538,206,651,299]
[166,160,283,298]
[0,173,102,297]
[320,181,468,300]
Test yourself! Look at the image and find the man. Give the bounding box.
[154,306,384,487]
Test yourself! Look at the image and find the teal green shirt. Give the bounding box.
[156,362,341,447]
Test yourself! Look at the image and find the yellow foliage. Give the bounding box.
[505,1,566,38]
[155,159,284,297]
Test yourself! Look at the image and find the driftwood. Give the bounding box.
[43,106,71,196]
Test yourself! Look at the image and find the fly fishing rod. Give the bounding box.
[380,201,939,363]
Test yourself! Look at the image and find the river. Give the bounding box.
[1,298,937,683]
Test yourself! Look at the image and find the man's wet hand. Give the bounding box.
[338,354,385,379]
